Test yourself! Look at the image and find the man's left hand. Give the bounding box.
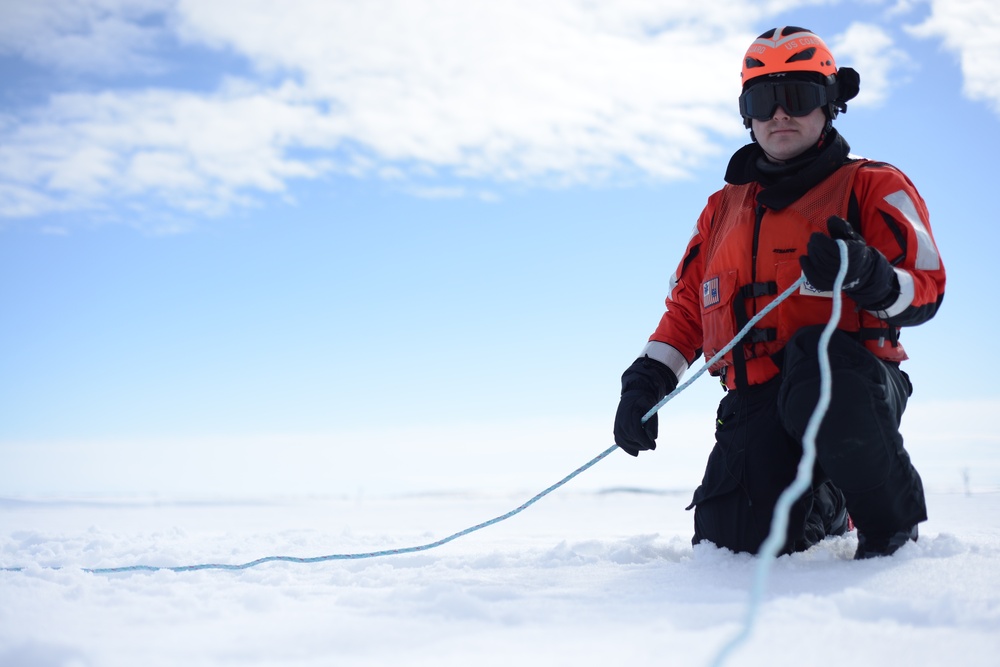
[800,216,897,310]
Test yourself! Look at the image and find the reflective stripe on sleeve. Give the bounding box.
[641,341,690,381]
[884,190,941,271]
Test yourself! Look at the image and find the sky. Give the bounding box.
[1,0,999,498]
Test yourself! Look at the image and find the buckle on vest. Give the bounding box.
[745,328,777,344]
[739,281,778,299]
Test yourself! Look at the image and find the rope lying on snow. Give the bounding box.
[90,445,620,574]
[0,448,619,574]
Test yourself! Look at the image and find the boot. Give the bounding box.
[854,525,918,560]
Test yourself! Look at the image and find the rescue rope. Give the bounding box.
[83,446,620,574]
[707,241,849,667]
[642,275,808,423]
[4,251,843,593]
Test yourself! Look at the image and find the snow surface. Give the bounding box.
[2,484,999,667]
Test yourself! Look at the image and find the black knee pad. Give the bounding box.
[778,326,875,438]
[779,330,896,494]
[814,368,893,493]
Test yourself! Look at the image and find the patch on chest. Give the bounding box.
[703,276,721,308]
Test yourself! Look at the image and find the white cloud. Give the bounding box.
[2,0,763,223]
[906,0,1000,114]
[0,84,336,218]
[0,183,65,219]
[179,0,758,180]
[5,0,982,225]
[831,22,913,107]
[0,0,173,74]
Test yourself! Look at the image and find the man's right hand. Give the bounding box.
[613,357,678,456]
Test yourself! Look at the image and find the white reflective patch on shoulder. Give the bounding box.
[666,270,680,300]
[884,190,941,271]
[667,223,700,300]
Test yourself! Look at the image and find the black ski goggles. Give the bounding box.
[739,80,830,121]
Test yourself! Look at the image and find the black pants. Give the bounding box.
[688,325,926,554]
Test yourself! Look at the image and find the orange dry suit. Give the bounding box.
[644,131,946,391]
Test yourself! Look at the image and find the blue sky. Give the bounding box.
[2,0,998,497]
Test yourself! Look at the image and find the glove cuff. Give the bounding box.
[848,249,897,309]
[620,356,679,399]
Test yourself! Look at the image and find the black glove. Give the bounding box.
[613,356,678,457]
[799,216,898,310]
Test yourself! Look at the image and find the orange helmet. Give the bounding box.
[739,26,859,127]
[741,26,837,87]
